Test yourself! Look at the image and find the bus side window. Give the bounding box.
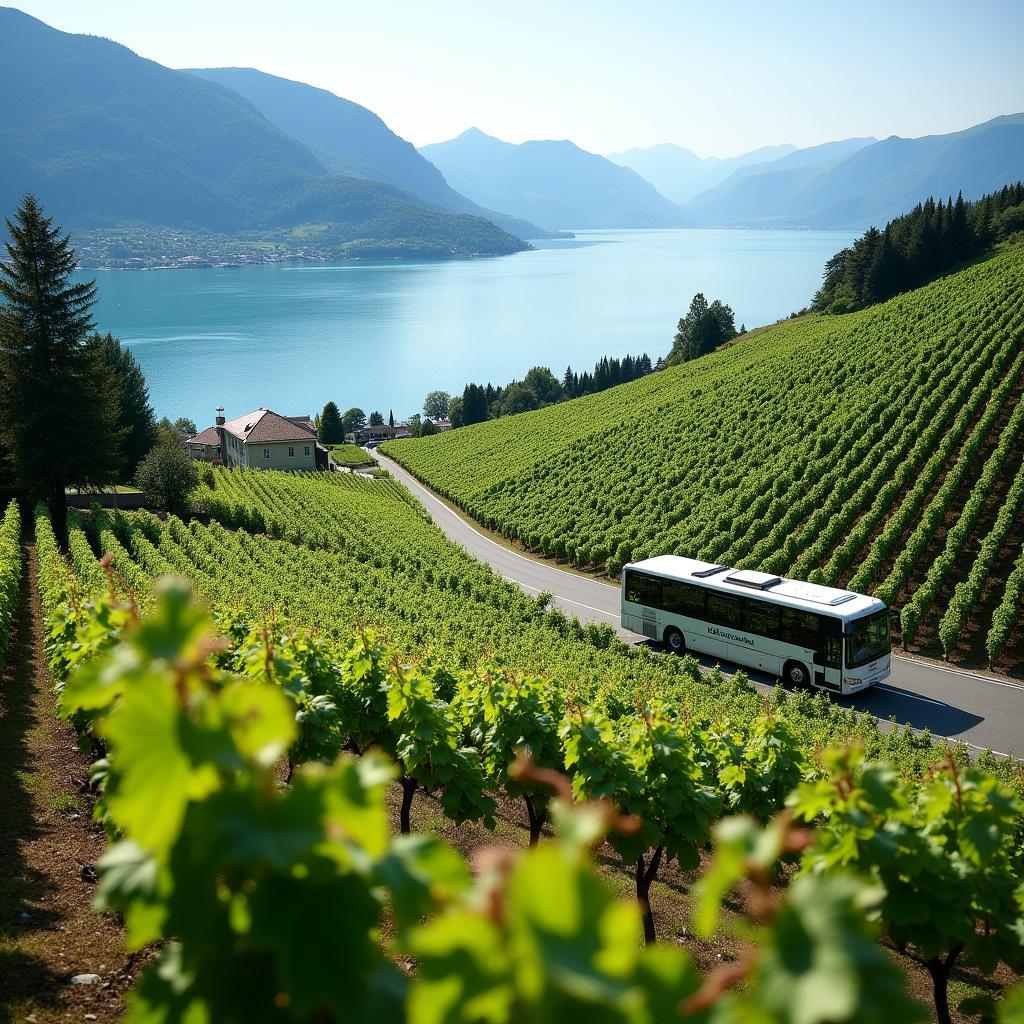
[707,593,742,629]
[626,571,662,608]
[663,580,705,617]
[741,598,780,637]
[779,608,820,648]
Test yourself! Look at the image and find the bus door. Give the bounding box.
[814,627,843,690]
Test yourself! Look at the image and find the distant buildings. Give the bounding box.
[188,407,328,470]
[355,423,412,443]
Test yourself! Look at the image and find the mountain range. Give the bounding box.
[606,143,800,203]
[0,7,529,260]
[420,129,686,230]
[185,67,551,240]
[2,5,1022,257]
[681,115,1024,228]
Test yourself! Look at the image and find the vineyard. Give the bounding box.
[382,245,1024,672]
[20,491,1024,1021]
[56,465,997,783]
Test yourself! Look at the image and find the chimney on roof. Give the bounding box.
[215,406,225,426]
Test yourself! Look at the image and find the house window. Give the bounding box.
[304,446,310,456]
[263,448,270,460]
[288,446,295,457]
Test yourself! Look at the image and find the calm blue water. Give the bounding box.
[82,229,854,426]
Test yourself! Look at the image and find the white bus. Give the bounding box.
[621,556,891,696]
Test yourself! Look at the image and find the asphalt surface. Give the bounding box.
[375,450,1024,758]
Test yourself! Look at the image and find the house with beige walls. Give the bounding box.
[187,407,328,471]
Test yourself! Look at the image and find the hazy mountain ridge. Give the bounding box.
[0,7,528,259]
[682,116,1024,228]
[607,142,800,203]
[420,128,686,230]
[186,67,555,239]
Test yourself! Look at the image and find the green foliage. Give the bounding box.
[988,544,1024,667]
[423,391,451,420]
[791,746,1024,1023]
[318,400,344,445]
[667,292,738,364]
[329,443,375,468]
[53,580,933,1023]
[815,183,1024,314]
[134,437,199,514]
[0,500,21,668]
[0,195,121,540]
[383,248,1024,658]
[89,331,157,476]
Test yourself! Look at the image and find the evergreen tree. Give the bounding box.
[388,409,395,428]
[0,195,120,542]
[319,401,344,444]
[89,331,157,477]
[368,410,384,426]
[459,384,483,426]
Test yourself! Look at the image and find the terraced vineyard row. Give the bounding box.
[56,473,983,784]
[34,504,1024,1024]
[0,501,21,669]
[382,247,1024,669]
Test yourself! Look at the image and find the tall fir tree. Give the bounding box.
[318,401,344,444]
[0,195,120,541]
[89,331,156,477]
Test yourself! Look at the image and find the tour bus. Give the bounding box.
[621,556,891,695]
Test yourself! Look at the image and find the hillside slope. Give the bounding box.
[0,8,526,258]
[420,128,685,229]
[384,246,1024,670]
[187,67,552,239]
[684,114,1024,227]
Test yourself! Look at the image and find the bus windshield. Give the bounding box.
[847,609,890,668]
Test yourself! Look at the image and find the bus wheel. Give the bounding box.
[783,660,809,687]
[664,627,686,655]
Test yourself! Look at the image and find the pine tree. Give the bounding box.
[388,409,395,428]
[318,401,344,444]
[90,331,157,477]
[0,195,120,542]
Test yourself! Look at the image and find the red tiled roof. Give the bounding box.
[188,426,220,445]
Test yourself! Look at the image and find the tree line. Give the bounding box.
[814,182,1024,314]
[457,352,654,426]
[0,194,196,541]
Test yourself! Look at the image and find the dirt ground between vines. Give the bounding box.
[0,546,142,1024]
[387,783,1018,1024]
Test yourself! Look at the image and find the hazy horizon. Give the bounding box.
[7,0,1024,159]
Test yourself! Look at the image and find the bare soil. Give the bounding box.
[0,546,138,1024]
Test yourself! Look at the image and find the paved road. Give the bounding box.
[375,450,1024,758]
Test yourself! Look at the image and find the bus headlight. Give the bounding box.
[846,677,862,687]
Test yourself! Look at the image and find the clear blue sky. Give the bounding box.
[12,0,1024,156]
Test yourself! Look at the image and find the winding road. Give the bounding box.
[374,451,1024,758]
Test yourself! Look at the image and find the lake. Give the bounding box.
[83,228,855,427]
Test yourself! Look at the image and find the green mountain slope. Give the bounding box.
[0,7,527,258]
[384,246,1024,670]
[187,66,553,238]
[684,115,1024,228]
[420,128,686,229]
